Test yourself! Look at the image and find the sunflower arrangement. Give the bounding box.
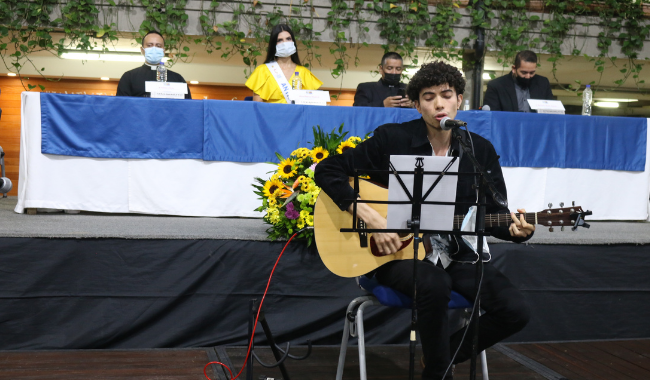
[253,124,371,244]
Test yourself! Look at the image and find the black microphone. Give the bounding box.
[440,117,467,131]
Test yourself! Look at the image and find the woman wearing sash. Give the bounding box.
[246,24,323,103]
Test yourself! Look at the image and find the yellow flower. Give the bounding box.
[305,215,314,226]
[296,175,307,184]
[347,136,362,143]
[297,220,305,229]
[308,188,320,205]
[266,205,278,214]
[311,147,329,163]
[265,207,280,224]
[336,141,357,155]
[278,158,298,178]
[291,147,311,158]
[301,181,314,192]
[300,210,310,219]
[263,178,285,198]
[268,196,277,206]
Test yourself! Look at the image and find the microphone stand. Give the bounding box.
[407,157,424,380]
[451,127,506,380]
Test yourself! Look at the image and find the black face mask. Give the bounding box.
[384,73,401,86]
[515,75,531,89]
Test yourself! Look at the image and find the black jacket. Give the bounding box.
[483,73,553,112]
[116,65,192,99]
[314,118,532,256]
[353,79,407,107]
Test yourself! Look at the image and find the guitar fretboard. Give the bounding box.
[453,213,536,229]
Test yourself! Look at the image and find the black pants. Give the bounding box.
[375,259,530,380]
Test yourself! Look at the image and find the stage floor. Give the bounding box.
[1,196,649,244]
[1,340,648,379]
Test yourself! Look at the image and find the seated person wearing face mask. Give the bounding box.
[353,52,413,108]
[483,50,553,112]
[116,31,192,99]
[245,24,322,103]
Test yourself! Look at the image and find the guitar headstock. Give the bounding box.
[537,202,592,232]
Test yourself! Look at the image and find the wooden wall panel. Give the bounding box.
[0,77,356,196]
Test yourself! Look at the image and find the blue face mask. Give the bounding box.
[144,47,165,64]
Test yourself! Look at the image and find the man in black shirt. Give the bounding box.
[353,52,413,108]
[116,31,192,99]
[315,61,533,379]
[483,50,553,112]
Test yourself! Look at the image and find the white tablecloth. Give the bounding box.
[15,92,650,220]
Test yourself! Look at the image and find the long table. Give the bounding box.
[15,92,650,220]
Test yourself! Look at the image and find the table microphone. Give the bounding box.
[440,117,467,131]
[0,145,10,194]
[0,177,11,194]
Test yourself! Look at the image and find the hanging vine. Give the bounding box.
[539,1,578,89]
[60,0,118,52]
[488,0,534,68]
[198,0,222,55]
[0,0,59,89]
[326,0,354,78]
[425,0,462,61]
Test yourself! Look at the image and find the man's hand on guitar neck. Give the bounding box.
[509,208,535,238]
[347,203,402,256]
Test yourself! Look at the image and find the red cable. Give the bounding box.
[203,232,299,380]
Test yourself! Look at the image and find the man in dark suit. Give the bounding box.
[353,52,413,108]
[483,50,553,112]
[117,31,192,99]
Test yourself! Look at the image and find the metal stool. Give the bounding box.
[335,276,488,380]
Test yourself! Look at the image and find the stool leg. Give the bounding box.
[357,306,367,380]
[335,314,352,380]
[480,350,489,380]
[337,297,372,380]
[356,301,375,380]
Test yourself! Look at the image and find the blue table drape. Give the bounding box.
[203,100,422,162]
[41,93,204,159]
[40,94,647,171]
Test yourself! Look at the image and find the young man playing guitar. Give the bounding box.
[314,61,535,380]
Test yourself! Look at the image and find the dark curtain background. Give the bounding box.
[0,238,648,350]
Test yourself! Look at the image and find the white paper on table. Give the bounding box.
[387,155,459,231]
[527,99,565,112]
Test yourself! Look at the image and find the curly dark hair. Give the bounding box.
[406,61,465,103]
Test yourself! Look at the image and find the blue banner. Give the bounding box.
[39,94,647,171]
[486,111,647,171]
[41,93,204,159]
[203,101,421,162]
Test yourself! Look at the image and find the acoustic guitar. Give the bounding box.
[314,179,591,278]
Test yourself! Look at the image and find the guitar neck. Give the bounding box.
[453,212,536,229]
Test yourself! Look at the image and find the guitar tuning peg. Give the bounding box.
[549,227,554,232]
[548,203,552,208]
[561,226,565,232]
[560,202,564,207]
